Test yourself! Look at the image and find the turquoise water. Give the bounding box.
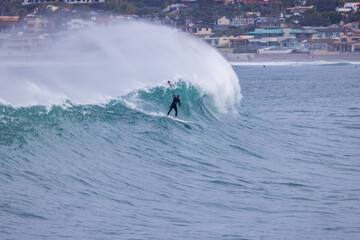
[1,63,360,239]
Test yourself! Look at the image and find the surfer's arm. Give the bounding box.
[179,100,181,107]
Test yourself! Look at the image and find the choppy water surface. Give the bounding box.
[1,45,360,240]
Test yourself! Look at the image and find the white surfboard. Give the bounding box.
[166,116,193,124]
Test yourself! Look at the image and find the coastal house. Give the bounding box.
[280,38,306,50]
[254,17,285,29]
[46,4,60,11]
[336,7,352,14]
[91,16,127,27]
[304,38,335,51]
[23,17,55,34]
[332,34,359,52]
[202,36,233,48]
[214,0,244,6]
[202,37,220,47]
[231,16,255,27]
[63,0,105,3]
[23,0,56,4]
[246,12,261,17]
[218,16,231,26]
[215,0,231,5]
[352,34,360,51]
[236,0,279,6]
[344,2,360,12]
[67,19,95,30]
[162,4,188,14]
[344,21,360,33]
[0,16,20,33]
[313,28,343,39]
[229,35,253,48]
[23,0,105,4]
[162,16,177,27]
[246,28,317,48]
[182,25,213,37]
[290,29,317,39]
[284,6,314,17]
[181,0,197,7]
[246,29,283,48]
[247,29,284,39]
[0,33,50,52]
[336,2,360,13]
[212,24,230,31]
[248,28,316,40]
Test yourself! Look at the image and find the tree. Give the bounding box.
[0,0,13,16]
[128,0,176,9]
[300,9,330,26]
[281,0,298,8]
[321,11,342,25]
[103,0,135,15]
[306,0,342,12]
[286,15,301,24]
[135,6,161,17]
[348,11,360,22]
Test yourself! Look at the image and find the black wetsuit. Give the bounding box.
[167,95,181,117]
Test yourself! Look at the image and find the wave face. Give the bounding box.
[1,26,360,239]
[0,22,241,112]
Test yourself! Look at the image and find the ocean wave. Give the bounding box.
[0,22,241,112]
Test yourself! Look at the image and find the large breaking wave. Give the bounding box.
[0,22,241,113]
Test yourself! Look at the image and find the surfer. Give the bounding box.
[167,95,181,119]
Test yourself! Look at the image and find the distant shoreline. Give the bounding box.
[1,51,359,65]
[222,52,360,63]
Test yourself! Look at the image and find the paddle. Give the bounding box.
[167,81,175,95]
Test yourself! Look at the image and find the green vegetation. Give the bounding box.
[1,1,25,16]
[101,0,135,15]
[0,0,359,28]
[321,11,343,25]
[348,11,360,22]
[306,0,342,12]
[300,9,330,26]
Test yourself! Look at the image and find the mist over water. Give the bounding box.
[0,22,241,112]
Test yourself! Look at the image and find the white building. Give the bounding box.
[23,0,57,4]
[67,19,95,30]
[344,2,360,11]
[217,16,231,26]
[231,16,255,27]
[64,0,105,3]
[336,2,360,13]
[23,0,105,5]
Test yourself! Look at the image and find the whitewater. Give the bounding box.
[1,23,360,239]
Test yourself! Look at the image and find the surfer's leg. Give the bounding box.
[167,106,173,116]
[174,106,178,118]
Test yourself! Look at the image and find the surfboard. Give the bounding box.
[166,116,193,124]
